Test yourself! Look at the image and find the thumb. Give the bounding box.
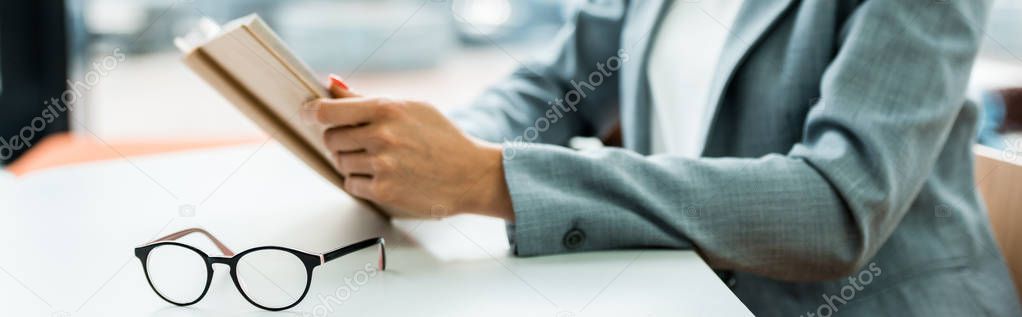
[327,74,359,98]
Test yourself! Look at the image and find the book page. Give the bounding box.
[201,26,334,162]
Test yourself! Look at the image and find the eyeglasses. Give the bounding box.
[134,228,385,311]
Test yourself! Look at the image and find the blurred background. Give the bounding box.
[1,0,1021,171]
[0,0,577,169]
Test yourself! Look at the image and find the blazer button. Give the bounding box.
[563,229,586,250]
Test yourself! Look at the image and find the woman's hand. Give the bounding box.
[303,79,513,220]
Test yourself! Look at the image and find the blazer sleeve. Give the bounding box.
[446,1,627,146]
[499,0,990,281]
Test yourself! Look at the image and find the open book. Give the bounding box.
[176,15,397,216]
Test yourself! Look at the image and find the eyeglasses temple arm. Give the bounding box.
[323,237,385,270]
[152,228,236,256]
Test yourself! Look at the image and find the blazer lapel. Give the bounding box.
[699,0,796,155]
[620,0,669,154]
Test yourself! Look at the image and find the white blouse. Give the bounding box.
[647,0,745,156]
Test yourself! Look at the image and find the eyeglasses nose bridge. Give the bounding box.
[210,256,233,265]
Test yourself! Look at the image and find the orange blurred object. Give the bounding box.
[7,133,263,176]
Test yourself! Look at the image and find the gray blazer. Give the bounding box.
[448,0,1022,315]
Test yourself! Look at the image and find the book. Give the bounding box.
[176,15,398,216]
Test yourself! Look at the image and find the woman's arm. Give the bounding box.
[306,0,990,282]
[491,0,991,281]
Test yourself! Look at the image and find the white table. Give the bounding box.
[0,143,751,316]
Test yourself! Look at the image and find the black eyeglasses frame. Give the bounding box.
[134,228,385,311]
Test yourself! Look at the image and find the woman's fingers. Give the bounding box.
[329,84,357,98]
[307,97,403,129]
[324,124,400,153]
[324,126,370,152]
[334,151,374,177]
[303,97,375,127]
[343,175,376,200]
[328,74,360,98]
